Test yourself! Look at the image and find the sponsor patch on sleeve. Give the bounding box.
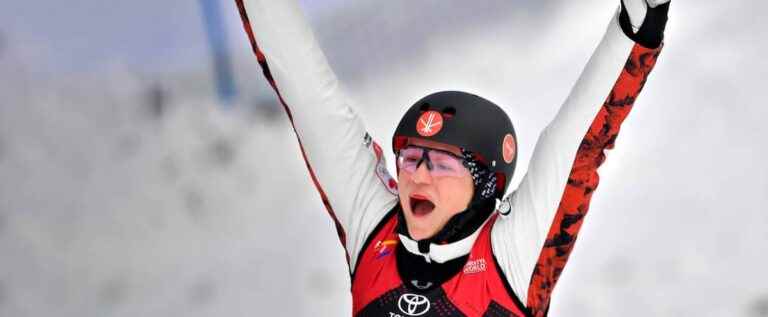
[371,139,398,195]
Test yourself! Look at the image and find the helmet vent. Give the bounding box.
[442,106,456,119]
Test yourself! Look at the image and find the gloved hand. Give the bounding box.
[619,0,671,48]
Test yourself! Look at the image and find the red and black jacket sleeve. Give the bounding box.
[490,4,668,316]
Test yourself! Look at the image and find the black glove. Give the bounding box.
[619,0,671,48]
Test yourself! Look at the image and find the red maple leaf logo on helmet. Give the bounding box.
[416,111,444,137]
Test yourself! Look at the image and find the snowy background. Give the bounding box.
[1,0,767,316]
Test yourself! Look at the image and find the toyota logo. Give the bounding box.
[397,293,431,316]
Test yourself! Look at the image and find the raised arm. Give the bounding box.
[490,1,670,314]
[236,0,399,271]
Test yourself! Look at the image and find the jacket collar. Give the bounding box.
[397,215,490,263]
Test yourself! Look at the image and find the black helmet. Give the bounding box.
[392,91,517,197]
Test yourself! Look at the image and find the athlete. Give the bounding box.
[236,1,670,316]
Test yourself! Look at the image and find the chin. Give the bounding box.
[405,219,439,241]
[408,229,432,241]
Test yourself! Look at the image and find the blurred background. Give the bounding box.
[1,0,766,316]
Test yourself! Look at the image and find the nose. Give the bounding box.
[411,161,433,184]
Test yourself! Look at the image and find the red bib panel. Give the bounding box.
[352,213,529,316]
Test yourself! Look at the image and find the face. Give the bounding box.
[397,138,474,240]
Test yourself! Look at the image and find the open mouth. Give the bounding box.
[409,194,436,217]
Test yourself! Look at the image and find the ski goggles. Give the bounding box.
[396,146,470,178]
